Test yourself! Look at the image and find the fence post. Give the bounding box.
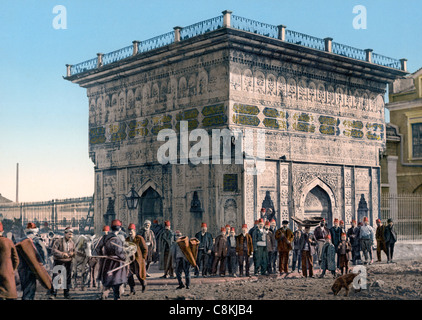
[66,64,72,77]
[174,26,182,42]
[132,41,140,55]
[324,37,333,53]
[277,25,286,41]
[97,53,103,68]
[365,49,373,63]
[222,10,233,28]
[400,58,407,72]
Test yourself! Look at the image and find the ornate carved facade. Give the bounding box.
[66,27,406,235]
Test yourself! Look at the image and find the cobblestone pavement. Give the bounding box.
[30,258,422,300]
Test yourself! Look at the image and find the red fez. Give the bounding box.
[0,222,3,232]
[270,219,276,223]
[164,220,171,227]
[175,230,181,236]
[27,222,36,229]
[321,218,325,221]
[258,218,264,223]
[254,220,259,225]
[376,219,381,223]
[225,224,231,228]
[153,220,158,224]
[352,220,356,223]
[261,208,266,212]
[128,223,136,230]
[340,220,344,224]
[341,232,346,236]
[363,217,369,222]
[230,227,235,232]
[265,221,270,226]
[111,219,122,227]
[242,224,248,229]
[103,225,110,232]
[325,234,331,239]
[221,227,226,232]
[201,222,207,228]
[334,218,339,222]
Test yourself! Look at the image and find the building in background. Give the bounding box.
[383,68,422,194]
[65,11,407,236]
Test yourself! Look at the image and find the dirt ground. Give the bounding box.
[31,258,422,300]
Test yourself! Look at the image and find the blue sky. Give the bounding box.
[0,0,421,202]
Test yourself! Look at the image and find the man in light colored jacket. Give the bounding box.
[359,216,374,265]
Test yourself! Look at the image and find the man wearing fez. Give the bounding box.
[330,218,342,268]
[384,218,397,263]
[314,218,330,266]
[375,218,388,263]
[159,220,175,279]
[50,226,75,299]
[236,224,253,277]
[259,208,266,221]
[360,216,374,265]
[291,226,303,273]
[171,230,191,289]
[212,227,228,276]
[299,226,317,278]
[338,232,352,275]
[264,221,276,274]
[195,222,213,278]
[252,218,268,276]
[0,221,20,300]
[275,220,294,275]
[139,219,156,277]
[125,223,147,294]
[347,220,361,265]
[95,219,127,300]
[268,219,278,274]
[226,227,238,277]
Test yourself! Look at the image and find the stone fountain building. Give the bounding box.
[65,11,407,236]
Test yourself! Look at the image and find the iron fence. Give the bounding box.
[285,29,325,51]
[380,193,422,242]
[180,16,223,40]
[231,14,278,38]
[102,45,134,66]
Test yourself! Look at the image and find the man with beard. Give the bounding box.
[275,220,294,276]
[139,220,156,277]
[159,220,174,279]
[211,227,228,277]
[264,221,276,274]
[359,217,374,265]
[314,218,330,266]
[171,230,191,289]
[17,222,49,300]
[291,226,303,273]
[384,218,397,263]
[347,220,360,265]
[151,219,164,264]
[95,219,127,300]
[268,219,278,274]
[375,219,388,263]
[226,227,238,277]
[194,222,213,278]
[299,226,317,278]
[330,218,342,269]
[126,223,147,294]
[236,224,253,277]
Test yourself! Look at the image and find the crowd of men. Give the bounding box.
[0,209,398,300]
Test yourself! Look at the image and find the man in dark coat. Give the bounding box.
[19,222,49,300]
[151,219,164,264]
[268,219,278,274]
[275,220,294,275]
[299,226,317,278]
[338,232,352,275]
[170,230,191,289]
[159,220,174,278]
[236,224,253,277]
[314,218,330,265]
[375,218,387,262]
[95,219,127,300]
[139,220,156,277]
[194,222,213,278]
[384,218,397,263]
[291,226,302,273]
[126,223,147,294]
[252,219,268,276]
[0,221,19,300]
[330,218,342,268]
[226,227,238,277]
[347,219,361,265]
[211,227,228,276]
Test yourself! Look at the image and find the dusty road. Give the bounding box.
[30,258,422,300]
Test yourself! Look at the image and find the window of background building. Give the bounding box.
[412,123,422,158]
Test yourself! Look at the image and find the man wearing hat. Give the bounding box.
[226,227,238,277]
[195,222,213,278]
[268,219,278,273]
[347,220,361,265]
[291,225,303,273]
[359,217,374,265]
[50,226,75,299]
[319,234,336,278]
[236,224,253,277]
[139,220,156,277]
[0,221,20,300]
[314,218,330,266]
[375,219,387,262]
[259,208,266,221]
[264,221,276,274]
[126,223,147,294]
[330,218,342,268]
[384,218,397,263]
[275,220,294,275]
[211,227,228,276]
[171,230,191,289]
[18,222,49,300]
[338,232,352,275]
[95,219,127,300]
[159,220,175,279]
[252,218,268,276]
[299,226,317,278]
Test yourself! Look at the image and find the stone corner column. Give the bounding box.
[222,10,233,28]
